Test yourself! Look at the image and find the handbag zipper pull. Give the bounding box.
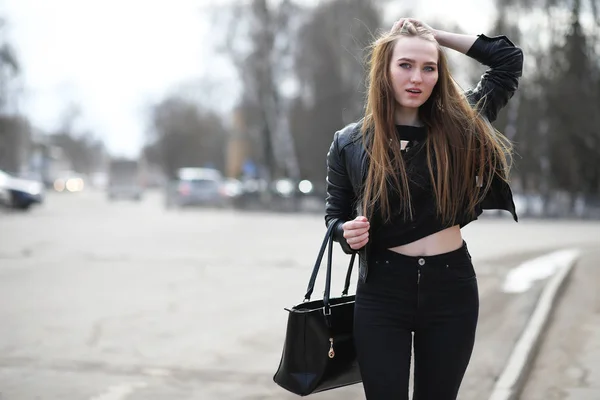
[328,338,335,358]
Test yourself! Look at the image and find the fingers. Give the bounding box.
[347,230,369,245]
[342,217,369,231]
[407,18,433,32]
[392,18,428,33]
[343,228,369,240]
[350,239,369,250]
[391,18,406,32]
[345,228,369,250]
[342,216,370,250]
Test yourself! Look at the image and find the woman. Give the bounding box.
[324,19,523,400]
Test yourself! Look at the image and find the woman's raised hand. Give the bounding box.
[391,18,435,35]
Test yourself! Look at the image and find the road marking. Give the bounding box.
[502,249,580,293]
[89,382,148,400]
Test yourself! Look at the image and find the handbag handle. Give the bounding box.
[303,219,357,303]
[303,220,337,301]
[342,252,357,296]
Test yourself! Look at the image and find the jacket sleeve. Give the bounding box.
[325,130,357,254]
[465,34,524,122]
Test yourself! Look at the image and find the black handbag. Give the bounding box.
[273,219,361,396]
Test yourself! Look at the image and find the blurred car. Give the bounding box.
[221,177,244,199]
[107,159,143,201]
[0,187,8,206]
[268,178,319,212]
[0,169,44,210]
[230,178,319,212]
[271,178,316,198]
[165,167,226,208]
[0,172,10,207]
[53,173,86,193]
[230,178,269,209]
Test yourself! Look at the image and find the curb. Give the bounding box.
[488,252,580,400]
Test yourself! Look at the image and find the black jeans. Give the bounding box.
[354,241,479,400]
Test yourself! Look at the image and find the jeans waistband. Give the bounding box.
[370,240,471,267]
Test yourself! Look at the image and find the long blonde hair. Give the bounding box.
[361,22,513,225]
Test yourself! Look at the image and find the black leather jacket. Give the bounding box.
[324,34,524,283]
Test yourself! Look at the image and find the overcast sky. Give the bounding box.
[3,0,494,157]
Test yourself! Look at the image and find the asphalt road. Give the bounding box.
[1,191,599,400]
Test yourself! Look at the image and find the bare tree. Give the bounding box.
[289,0,382,185]
[544,2,600,204]
[0,17,19,111]
[48,106,106,175]
[218,0,302,182]
[0,16,26,172]
[147,96,228,179]
[0,114,29,172]
[497,0,600,215]
[49,131,105,175]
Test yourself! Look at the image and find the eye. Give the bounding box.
[424,66,436,72]
[399,63,411,69]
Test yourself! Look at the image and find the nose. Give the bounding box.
[411,70,423,83]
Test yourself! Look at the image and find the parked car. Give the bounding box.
[229,178,319,212]
[165,168,226,208]
[52,171,86,193]
[0,173,10,207]
[107,158,144,201]
[0,170,44,210]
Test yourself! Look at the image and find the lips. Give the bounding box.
[406,88,422,93]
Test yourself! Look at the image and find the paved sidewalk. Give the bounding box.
[521,248,600,400]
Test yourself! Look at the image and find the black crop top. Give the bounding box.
[368,124,479,251]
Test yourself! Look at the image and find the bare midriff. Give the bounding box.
[387,225,463,257]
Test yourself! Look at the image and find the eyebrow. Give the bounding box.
[397,57,438,66]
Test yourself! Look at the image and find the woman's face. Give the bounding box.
[389,37,439,110]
